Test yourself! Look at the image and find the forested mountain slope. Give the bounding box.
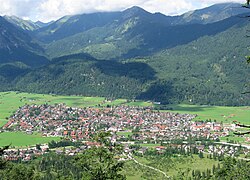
[44,9,247,60]
[12,17,250,105]
[0,3,249,106]
[136,18,250,105]
[0,16,48,67]
[174,3,249,24]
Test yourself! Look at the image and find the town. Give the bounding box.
[1,104,250,161]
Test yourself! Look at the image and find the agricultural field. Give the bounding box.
[166,104,250,125]
[0,132,60,147]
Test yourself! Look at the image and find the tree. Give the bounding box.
[0,145,10,170]
[74,131,125,180]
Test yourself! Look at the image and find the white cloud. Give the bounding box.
[0,0,246,22]
[140,0,196,15]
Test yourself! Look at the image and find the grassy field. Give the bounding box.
[124,160,165,180]
[0,132,60,147]
[167,155,219,177]
[0,119,8,128]
[117,131,133,138]
[220,131,249,143]
[125,155,219,179]
[139,143,161,148]
[166,104,250,124]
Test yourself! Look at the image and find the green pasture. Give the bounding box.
[125,101,152,107]
[102,99,152,107]
[0,132,60,147]
[0,119,8,128]
[117,131,133,138]
[0,91,105,120]
[139,143,161,148]
[220,131,249,143]
[166,104,250,124]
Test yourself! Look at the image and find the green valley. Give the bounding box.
[1,2,250,180]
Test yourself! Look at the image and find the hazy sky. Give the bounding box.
[0,0,245,22]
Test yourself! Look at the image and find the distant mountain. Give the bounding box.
[44,5,247,59]
[13,16,250,105]
[34,12,121,43]
[136,17,250,105]
[0,16,49,67]
[4,16,40,31]
[4,16,53,31]
[175,3,249,24]
[0,3,249,106]
[34,20,54,28]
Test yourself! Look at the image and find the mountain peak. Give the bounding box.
[125,6,146,12]
[122,6,149,18]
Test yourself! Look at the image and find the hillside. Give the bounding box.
[38,3,250,60]
[12,19,250,105]
[175,3,249,24]
[0,16,48,67]
[136,17,250,105]
[13,54,154,99]
[4,16,40,31]
[0,3,249,105]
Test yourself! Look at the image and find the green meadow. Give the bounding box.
[124,155,220,179]
[0,132,60,147]
[166,104,250,124]
[117,131,133,138]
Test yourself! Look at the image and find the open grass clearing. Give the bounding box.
[0,132,60,147]
[165,104,250,124]
[139,143,161,148]
[133,155,219,178]
[117,131,133,138]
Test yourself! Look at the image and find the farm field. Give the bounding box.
[0,132,60,147]
[166,104,250,124]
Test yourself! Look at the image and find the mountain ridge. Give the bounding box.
[0,3,249,105]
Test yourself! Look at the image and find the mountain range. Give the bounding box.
[0,3,249,105]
